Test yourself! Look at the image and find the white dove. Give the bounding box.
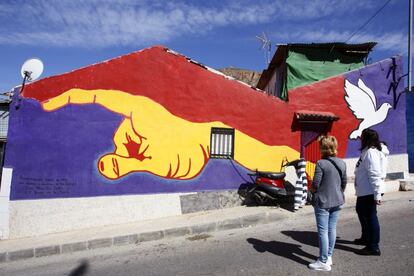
[344,79,392,139]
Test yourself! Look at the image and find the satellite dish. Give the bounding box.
[21,58,43,81]
[15,58,44,110]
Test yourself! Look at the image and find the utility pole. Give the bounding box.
[409,0,413,91]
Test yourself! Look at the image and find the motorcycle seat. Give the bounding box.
[255,171,286,180]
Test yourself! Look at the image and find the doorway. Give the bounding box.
[292,111,339,179]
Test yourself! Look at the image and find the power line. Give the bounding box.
[399,49,409,57]
[350,27,371,42]
[345,0,392,43]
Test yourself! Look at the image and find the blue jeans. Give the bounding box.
[356,194,380,251]
[314,205,341,263]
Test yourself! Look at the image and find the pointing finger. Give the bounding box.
[42,88,134,117]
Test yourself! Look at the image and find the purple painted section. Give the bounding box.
[344,56,406,158]
[4,95,251,200]
[300,130,319,157]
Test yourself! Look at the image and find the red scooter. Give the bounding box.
[246,158,306,205]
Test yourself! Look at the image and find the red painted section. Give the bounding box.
[305,138,321,163]
[289,78,358,157]
[23,46,358,156]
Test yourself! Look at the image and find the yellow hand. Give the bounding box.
[43,89,210,180]
[42,88,300,180]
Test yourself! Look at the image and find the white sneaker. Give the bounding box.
[308,260,331,271]
[326,256,333,266]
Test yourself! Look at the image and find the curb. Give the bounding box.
[399,179,414,191]
[0,184,407,263]
[0,208,298,263]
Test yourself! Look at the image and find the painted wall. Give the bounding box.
[343,57,406,158]
[3,47,406,201]
[406,92,414,172]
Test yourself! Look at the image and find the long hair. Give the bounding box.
[360,128,382,151]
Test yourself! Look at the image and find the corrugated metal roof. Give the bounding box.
[0,92,12,104]
[276,42,377,51]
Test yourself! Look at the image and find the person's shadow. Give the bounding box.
[281,230,360,253]
[68,260,89,276]
[247,238,317,265]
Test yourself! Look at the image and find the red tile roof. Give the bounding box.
[295,110,339,121]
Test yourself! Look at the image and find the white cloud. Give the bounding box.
[352,32,407,53]
[0,0,276,47]
[0,0,392,48]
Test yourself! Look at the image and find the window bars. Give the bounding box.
[210,127,235,159]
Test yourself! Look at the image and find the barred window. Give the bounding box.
[210,127,234,159]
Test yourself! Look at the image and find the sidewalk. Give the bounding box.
[0,180,408,263]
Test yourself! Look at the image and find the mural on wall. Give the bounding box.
[342,56,406,156]
[42,88,299,180]
[3,46,406,200]
[344,79,392,139]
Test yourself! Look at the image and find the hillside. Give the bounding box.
[218,67,261,87]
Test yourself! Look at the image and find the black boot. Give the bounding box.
[357,247,381,256]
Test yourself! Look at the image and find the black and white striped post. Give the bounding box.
[294,158,308,211]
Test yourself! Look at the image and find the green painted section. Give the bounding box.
[281,47,365,100]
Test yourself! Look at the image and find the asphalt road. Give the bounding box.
[1,193,413,276]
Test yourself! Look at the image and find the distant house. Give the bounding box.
[256,42,377,100]
[0,93,10,180]
[217,67,261,87]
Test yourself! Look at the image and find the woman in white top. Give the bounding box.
[354,128,388,256]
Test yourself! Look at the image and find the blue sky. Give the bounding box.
[0,0,410,92]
